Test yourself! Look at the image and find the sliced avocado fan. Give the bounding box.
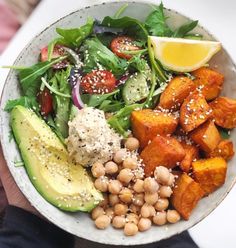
[10,106,103,212]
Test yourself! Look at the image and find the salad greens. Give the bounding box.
[56,17,94,48]
[5,2,201,138]
[81,38,127,77]
[145,2,173,37]
[48,67,72,138]
[18,56,67,97]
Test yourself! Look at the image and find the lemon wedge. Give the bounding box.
[149,36,221,72]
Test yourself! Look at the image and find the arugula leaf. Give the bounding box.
[18,56,67,97]
[81,38,127,77]
[108,103,142,136]
[173,20,198,38]
[99,100,124,112]
[128,54,150,74]
[81,89,120,108]
[145,2,173,37]
[4,96,39,113]
[102,16,148,40]
[49,67,72,138]
[56,17,94,48]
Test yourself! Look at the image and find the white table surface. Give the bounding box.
[0,0,236,247]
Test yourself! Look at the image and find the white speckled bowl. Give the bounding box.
[1,1,236,246]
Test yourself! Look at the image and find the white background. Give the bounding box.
[0,1,236,247]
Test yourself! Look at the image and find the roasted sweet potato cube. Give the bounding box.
[180,141,199,173]
[131,109,178,149]
[158,76,195,110]
[207,140,234,161]
[180,90,213,132]
[190,120,221,153]
[209,97,236,129]
[141,135,185,176]
[192,67,224,101]
[192,157,227,195]
[171,173,205,220]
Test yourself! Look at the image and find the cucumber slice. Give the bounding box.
[122,73,149,105]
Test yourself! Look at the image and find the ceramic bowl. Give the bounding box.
[1,1,236,246]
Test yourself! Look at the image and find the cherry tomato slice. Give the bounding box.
[81,70,116,94]
[110,36,141,60]
[38,88,53,116]
[40,45,68,69]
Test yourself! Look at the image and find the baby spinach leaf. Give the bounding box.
[81,38,127,77]
[145,2,173,37]
[18,56,67,97]
[56,17,94,48]
[102,16,148,40]
[173,20,198,38]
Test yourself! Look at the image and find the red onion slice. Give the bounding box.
[72,78,84,109]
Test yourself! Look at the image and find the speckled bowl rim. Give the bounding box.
[1,1,236,246]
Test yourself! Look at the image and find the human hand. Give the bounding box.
[0,145,38,216]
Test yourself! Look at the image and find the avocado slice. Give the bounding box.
[10,106,103,212]
[122,73,149,105]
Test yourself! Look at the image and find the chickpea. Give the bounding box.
[105,207,114,219]
[108,180,122,194]
[144,192,159,205]
[91,162,105,178]
[167,210,181,223]
[149,205,156,217]
[95,215,111,229]
[119,188,133,204]
[98,194,109,208]
[133,179,144,193]
[140,204,155,218]
[154,166,170,185]
[138,218,152,232]
[154,198,169,211]
[126,213,139,225]
[105,161,118,175]
[143,177,159,193]
[117,168,134,185]
[109,194,120,206]
[123,157,138,170]
[125,137,140,151]
[124,223,138,236]
[167,173,175,186]
[94,176,108,192]
[112,216,126,229]
[113,149,127,164]
[132,193,144,206]
[91,206,105,220]
[153,211,167,226]
[129,204,141,215]
[159,186,173,198]
[114,203,128,216]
